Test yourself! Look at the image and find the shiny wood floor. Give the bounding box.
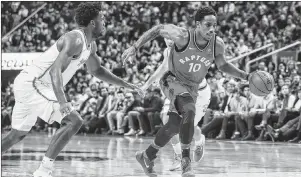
[1,134,301,177]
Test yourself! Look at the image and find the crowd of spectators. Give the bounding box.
[2,2,301,143]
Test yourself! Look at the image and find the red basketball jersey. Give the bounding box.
[168,29,216,87]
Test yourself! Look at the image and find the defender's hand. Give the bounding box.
[122,46,136,65]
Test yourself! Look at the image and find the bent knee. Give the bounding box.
[175,94,196,115]
[63,111,84,127]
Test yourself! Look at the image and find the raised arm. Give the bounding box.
[122,24,189,64]
[214,37,250,81]
[86,42,137,90]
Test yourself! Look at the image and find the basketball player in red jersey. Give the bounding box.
[1,3,141,177]
[122,6,253,177]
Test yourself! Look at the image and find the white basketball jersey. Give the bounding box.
[23,29,92,86]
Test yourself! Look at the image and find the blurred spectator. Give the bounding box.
[242,91,278,141]
[133,88,164,136]
[122,92,143,136]
[106,90,126,135]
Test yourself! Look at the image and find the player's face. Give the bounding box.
[93,11,106,37]
[197,15,217,41]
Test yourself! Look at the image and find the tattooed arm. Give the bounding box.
[122,24,189,63]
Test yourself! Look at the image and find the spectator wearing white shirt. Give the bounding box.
[242,92,278,141]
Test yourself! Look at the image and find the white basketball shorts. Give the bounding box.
[11,72,64,131]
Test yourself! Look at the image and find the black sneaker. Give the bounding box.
[181,157,195,177]
[135,151,157,177]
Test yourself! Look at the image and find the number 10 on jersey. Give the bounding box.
[188,63,201,72]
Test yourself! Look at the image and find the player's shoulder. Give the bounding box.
[64,30,84,49]
[165,24,188,37]
[215,36,225,55]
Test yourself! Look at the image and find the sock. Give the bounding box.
[172,143,181,155]
[195,139,202,146]
[41,156,54,168]
[145,142,160,161]
[181,143,190,159]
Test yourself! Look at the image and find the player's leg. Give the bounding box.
[1,129,29,153]
[2,76,38,153]
[193,86,210,162]
[31,84,83,177]
[174,93,196,176]
[169,117,182,171]
[34,110,83,177]
[136,112,182,177]
[1,102,31,153]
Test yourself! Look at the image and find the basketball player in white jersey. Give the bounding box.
[1,3,140,177]
[141,38,210,171]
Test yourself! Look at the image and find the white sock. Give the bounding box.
[41,156,54,168]
[172,143,181,155]
[195,134,205,146]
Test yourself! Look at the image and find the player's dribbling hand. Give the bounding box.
[59,102,74,117]
[122,46,136,65]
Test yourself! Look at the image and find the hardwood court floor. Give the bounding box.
[1,134,301,177]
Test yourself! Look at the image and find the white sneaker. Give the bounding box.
[124,129,136,136]
[169,153,181,171]
[33,165,53,177]
[193,134,205,162]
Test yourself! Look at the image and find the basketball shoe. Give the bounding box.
[33,164,53,177]
[181,157,195,177]
[169,153,181,171]
[135,151,157,177]
[193,134,205,162]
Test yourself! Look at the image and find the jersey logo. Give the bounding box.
[76,38,82,45]
[179,55,211,67]
[207,49,212,54]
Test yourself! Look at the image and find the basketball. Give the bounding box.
[249,71,275,97]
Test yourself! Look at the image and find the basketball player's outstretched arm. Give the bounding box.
[49,32,84,104]
[214,37,250,81]
[142,48,169,90]
[86,42,137,90]
[122,24,188,63]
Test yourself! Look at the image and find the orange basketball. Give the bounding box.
[249,71,275,97]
